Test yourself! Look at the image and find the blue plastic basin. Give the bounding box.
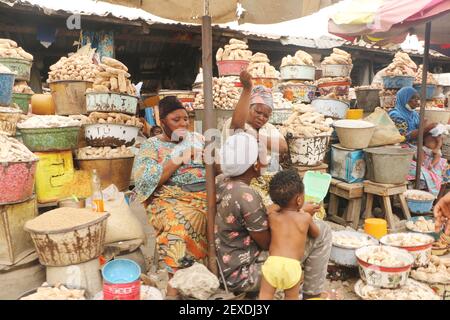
[102,259,141,284]
[382,76,414,89]
[406,198,434,214]
[0,72,15,106]
[413,84,436,100]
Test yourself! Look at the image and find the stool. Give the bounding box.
[294,163,329,178]
[363,180,411,229]
[328,178,364,229]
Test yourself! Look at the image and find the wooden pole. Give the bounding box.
[415,21,432,188]
[202,0,218,276]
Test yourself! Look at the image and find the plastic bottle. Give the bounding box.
[91,169,105,212]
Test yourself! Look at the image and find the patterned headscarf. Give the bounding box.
[389,87,420,135]
[250,85,273,109]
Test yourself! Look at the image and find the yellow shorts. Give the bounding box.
[261,256,302,290]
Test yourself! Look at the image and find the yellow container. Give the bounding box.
[364,218,387,239]
[35,151,74,203]
[346,109,364,120]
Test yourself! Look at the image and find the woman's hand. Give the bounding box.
[302,202,321,216]
[434,192,450,235]
[239,70,253,91]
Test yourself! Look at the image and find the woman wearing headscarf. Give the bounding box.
[389,87,447,195]
[133,96,207,297]
[222,71,288,172]
[215,132,332,299]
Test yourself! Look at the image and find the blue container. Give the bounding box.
[0,72,15,106]
[382,76,414,89]
[413,84,436,100]
[102,259,141,284]
[331,144,366,183]
[406,198,434,214]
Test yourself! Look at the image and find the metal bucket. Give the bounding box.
[280,65,316,81]
[289,135,330,166]
[0,58,32,81]
[321,64,353,77]
[364,147,414,184]
[84,123,139,147]
[280,82,316,103]
[355,88,381,113]
[86,92,138,115]
[12,93,32,114]
[76,157,135,192]
[49,80,93,115]
[0,72,15,106]
[19,126,81,152]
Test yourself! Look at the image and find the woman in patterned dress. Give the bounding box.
[133,96,207,298]
[389,87,447,195]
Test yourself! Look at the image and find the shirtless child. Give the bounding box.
[424,133,443,169]
[259,169,320,300]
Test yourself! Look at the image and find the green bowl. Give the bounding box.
[12,93,32,114]
[19,126,80,152]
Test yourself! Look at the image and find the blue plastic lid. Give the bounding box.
[102,259,141,284]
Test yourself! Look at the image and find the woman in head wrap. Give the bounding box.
[215,133,332,298]
[389,87,447,195]
[222,71,288,173]
[133,96,207,298]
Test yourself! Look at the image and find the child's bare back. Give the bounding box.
[268,209,312,261]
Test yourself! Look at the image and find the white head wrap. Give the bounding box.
[220,132,259,177]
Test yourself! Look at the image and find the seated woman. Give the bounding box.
[215,132,332,299]
[222,71,288,173]
[389,87,447,195]
[133,96,207,298]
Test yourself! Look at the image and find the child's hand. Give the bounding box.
[302,202,321,216]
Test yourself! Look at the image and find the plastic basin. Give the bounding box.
[382,76,414,89]
[102,259,141,284]
[217,60,249,77]
[406,198,434,214]
[333,120,375,149]
[413,84,436,100]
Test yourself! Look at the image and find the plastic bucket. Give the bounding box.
[346,109,363,120]
[382,76,414,89]
[364,218,387,239]
[413,84,436,100]
[0,72,15,106]
[364,147,414,184]
[217,60,249,77]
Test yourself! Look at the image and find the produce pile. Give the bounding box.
[86,57,136,96]
[25,207,107,232]
[0,38,33,61]
[193,77,241,110]
[355,84,382,90]
[322,48,352,65]
[85,112,143,128]
[20,283,86,300]
[379,89,397,109]
[272,92,294,109]
[13,81,34,94]
[404,189,435,201]
[355,279,439,300]
[384,52,417,77]
[0,135,37,162]
[406,217,435,233]
[17,115,81,129]
[280,104,334,138]
[332,232,377,249]
[215,39,252,62]
[77,146,134,159]
[357,246,407,268]
[411,255,450,284]
[281,49,314,67]
[414,65,438,85]
[47,44,98,82]
[317,76,351,85]
[248,53,279,78]
[382,233,434,247]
